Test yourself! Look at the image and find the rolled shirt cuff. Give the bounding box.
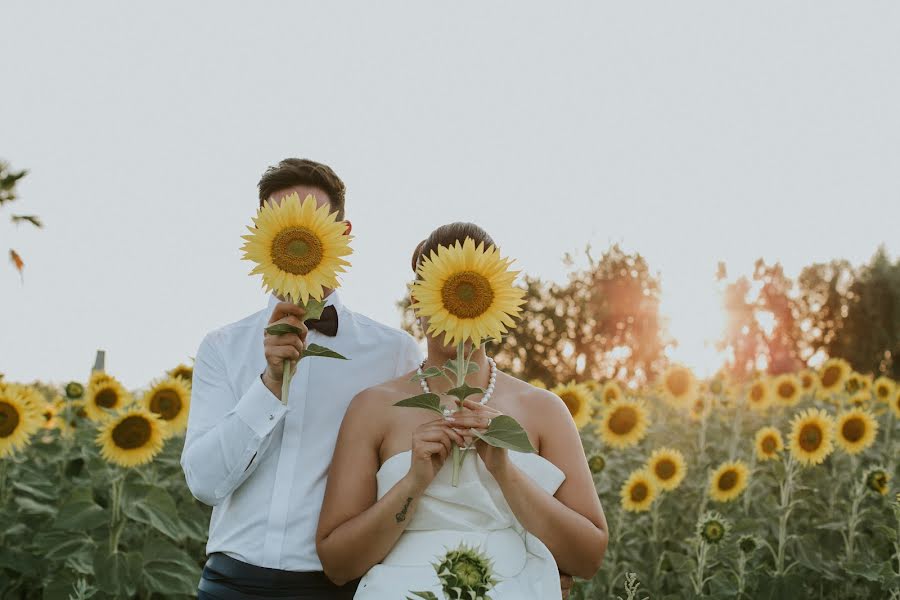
[233,375,289,436]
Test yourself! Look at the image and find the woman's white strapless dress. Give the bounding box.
[353,449,566,599]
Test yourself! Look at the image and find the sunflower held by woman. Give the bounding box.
[411,237,525,347]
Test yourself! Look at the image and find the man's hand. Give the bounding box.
[262,302,308,393]
[560,572,574,599]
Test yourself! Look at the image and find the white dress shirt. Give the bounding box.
[181,291,422,571]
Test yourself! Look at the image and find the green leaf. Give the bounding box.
[443,358,479,379]
[93,549,139,596]
[14,495,57,516]
[408,593,439,600]
[54,488,108,531]
[32,530,94,561]
[265,323,303,336]
[471,415,536,453]
[446,383,484,403]
[141,537,202,595]
[300,343,348,360]
[410,366,443,381]
[394,393,444,416]
[301,297,327,321]
[122,485,184,541]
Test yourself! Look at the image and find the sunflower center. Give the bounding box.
[655,459,676,480]
[666,371,689,396]
[453,558,483,587]
[440,271,494,319]
[717,470,738,491]
[95,388,119,409]
[798,423,823,451]
[630,482,648,502]
[271,227,324,275]
[609,406,637,435]
[841,417,865,442]
[801,374,813,389]
[559,393,580,416]
[604,388,618,402]
[777,382,795,399]
[111,416,153,450]
[821,366,841,388]
[710,380,724,394]
[149,389,182,421]
[876,385,889,399]
[704,522,724,542]
[0,401,21,438]
[750,385,764,403]
[761,435,777,453]
[846,378,861,394]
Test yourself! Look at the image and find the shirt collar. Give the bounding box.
[266,290,344,314]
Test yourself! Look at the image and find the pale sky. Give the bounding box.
[2,2,898,389]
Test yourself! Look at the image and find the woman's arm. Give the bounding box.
[470,395,609,579]
[316,390,470,585]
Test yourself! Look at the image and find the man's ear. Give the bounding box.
[343,220,352,236]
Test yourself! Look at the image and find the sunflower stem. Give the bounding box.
[692,539,709,596]
[281,360,293,406]
[108,475,125,553]
[775,454,796,576]
[844,461,864,562]
[451,341,467,487]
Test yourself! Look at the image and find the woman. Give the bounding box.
[316,223,608,599]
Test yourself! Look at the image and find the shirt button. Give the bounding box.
[268,414,274,420]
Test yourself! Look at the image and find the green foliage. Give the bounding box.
[571,379,900,600]
[0,391,210,599]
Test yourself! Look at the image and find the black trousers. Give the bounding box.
[198,553,360,600]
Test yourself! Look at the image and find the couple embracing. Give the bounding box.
[181,158,609,599]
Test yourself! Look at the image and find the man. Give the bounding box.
[181,158,422,599]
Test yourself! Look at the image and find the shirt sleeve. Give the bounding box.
[394,332,424,377]
[180,331,288,506]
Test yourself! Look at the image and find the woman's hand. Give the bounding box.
[460,399,509,476]
[406,418,467,494]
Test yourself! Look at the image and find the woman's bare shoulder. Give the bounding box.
[348,371,419,414]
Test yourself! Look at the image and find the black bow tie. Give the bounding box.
[306,305,339,337]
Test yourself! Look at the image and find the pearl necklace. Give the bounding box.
[418,356,497,414]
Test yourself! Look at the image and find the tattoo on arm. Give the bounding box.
[395,497,413,523]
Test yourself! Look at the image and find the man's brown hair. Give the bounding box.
[257,158,347,219]
[411,222,497,274]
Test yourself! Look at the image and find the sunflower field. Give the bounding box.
[0,366,209,599]
[547,359,900,599]
[3,357,900,598]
